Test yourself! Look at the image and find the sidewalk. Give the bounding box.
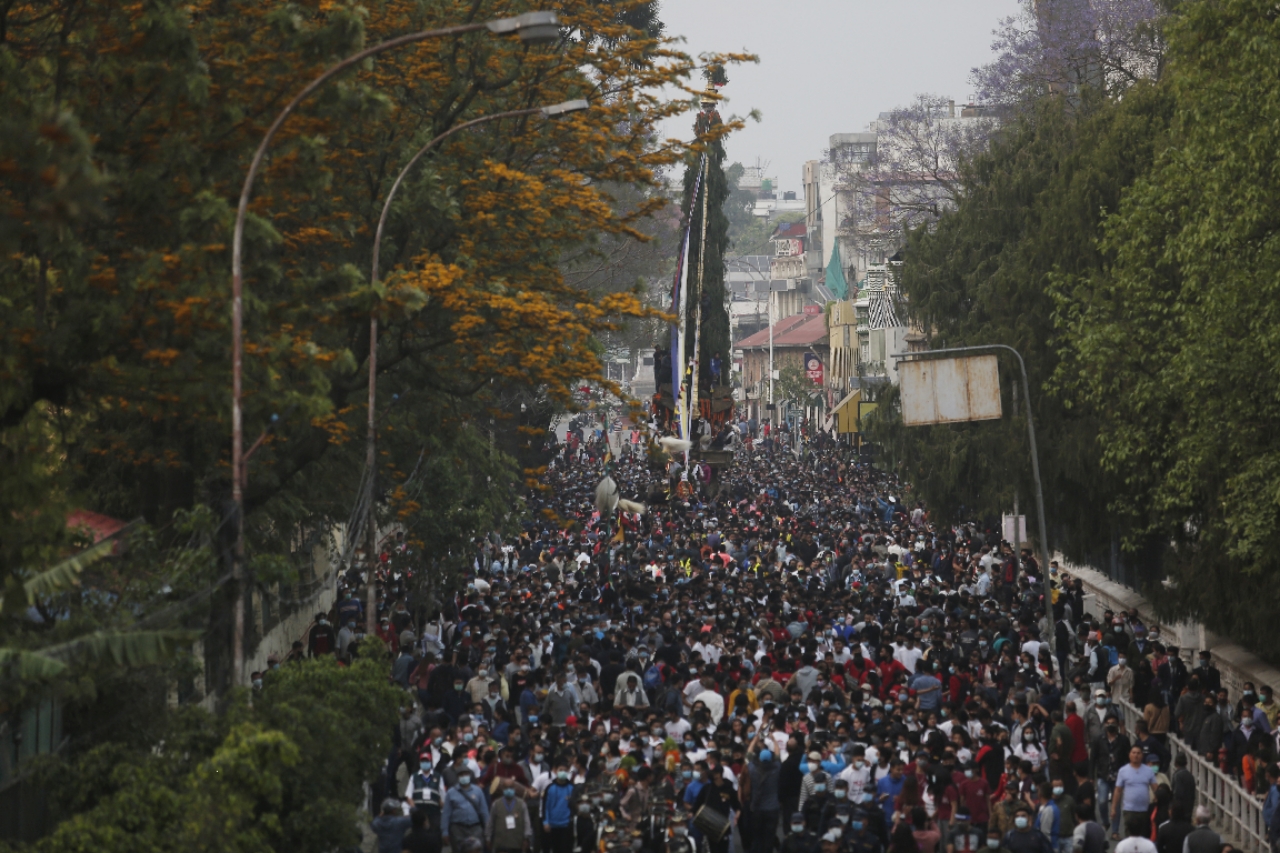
[1060,557,1280,697]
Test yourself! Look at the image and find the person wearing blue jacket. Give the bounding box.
[442,770,490,851]
[542,764,576,853]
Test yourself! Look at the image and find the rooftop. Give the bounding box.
[734,312,828,350]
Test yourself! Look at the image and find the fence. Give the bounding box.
[1113,696,1269,853]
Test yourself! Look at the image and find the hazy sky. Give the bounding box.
[660,0,1021,193]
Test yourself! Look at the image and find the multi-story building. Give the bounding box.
[734,311,829,423]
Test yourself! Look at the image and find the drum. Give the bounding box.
[692,805,730,842]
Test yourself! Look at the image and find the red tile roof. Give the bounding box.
[734,313,828,349]
[772,221,806,240]
[67,510,128,543]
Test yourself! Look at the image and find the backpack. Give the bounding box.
[643,664,663,691]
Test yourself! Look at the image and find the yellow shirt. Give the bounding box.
[727,688,760,715]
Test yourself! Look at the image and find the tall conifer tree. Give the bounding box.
[680,68,731,392]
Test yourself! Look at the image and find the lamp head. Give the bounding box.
[488,11,559,45]
[541,99,589,118]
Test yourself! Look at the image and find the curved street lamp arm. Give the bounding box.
[370,106,544,287]
[226,11,557,688]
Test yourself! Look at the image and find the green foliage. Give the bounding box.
[24,655,400,853]
[774,365,824,411]
[683,112,732,387]
[1051,0,1280,655]
[250,655,403,851]
[724,162,759,253]
[867,84,1173,570]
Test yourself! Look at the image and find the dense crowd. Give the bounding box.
[320,420,1280,853]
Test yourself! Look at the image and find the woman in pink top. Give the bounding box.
[910,806,942,853]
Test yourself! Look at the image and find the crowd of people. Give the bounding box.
[337,420,1280,853]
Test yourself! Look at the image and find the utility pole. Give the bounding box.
[768,288,775,428]
[1011,381,1021,577]
[364,321,379,639]
[894,343,1054,658]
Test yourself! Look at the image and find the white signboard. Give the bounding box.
[899,355,1003,426]
[1002,514,1027,544]
[774,238,803,257]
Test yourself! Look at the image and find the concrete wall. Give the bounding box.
[188,540,337,709]
[1061,557,1280,700]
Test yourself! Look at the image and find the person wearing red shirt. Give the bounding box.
[377,617,400,655]
[480,746,530,791]
[1065,701,1089,766]
[877,651,908,697]
[957,762,992,830]
[845,653,873,684]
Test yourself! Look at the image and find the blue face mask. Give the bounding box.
[852,821,864,831]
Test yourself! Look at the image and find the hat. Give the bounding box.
[1094,688,1107,697]
[807,751,823,762]
[791,812,805,824]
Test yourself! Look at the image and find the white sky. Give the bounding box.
[659,0,1021,193]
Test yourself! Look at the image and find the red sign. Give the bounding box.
[803,304,823,315]
[804,352,824,384]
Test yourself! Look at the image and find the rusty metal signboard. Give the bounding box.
[899,355,1002,426]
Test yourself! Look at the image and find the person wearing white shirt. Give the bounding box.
[838,748,872,801]
[682,676,706,711]
[894,640,924,675]
[832,642,853,666]
[664,715,691,741]
[694,640,722,665]
[693,682,725,725]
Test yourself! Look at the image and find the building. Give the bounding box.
[734,310,829,422]
[804,132,878,290]
[803,102,993,393]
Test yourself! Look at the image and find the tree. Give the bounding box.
[677,79,734,391]
[972,0,1173,106]
[832,95,998,263]
[865,84,1173,570]
[1051,0,1280,657]
[0,0,751,684]
[723,162,761,252]
[27,655,401,853]
[774,364,824,412]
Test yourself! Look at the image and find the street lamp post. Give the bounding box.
[767,285,775,428]
[893,343,1055,657]
[361,98,587,638]
[228,11,561,687]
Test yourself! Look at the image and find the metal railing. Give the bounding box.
[1113,696,1268,853]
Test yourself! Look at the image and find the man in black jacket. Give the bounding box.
[1155,803,1193,853]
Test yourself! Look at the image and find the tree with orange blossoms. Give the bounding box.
[0,0,754,695]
